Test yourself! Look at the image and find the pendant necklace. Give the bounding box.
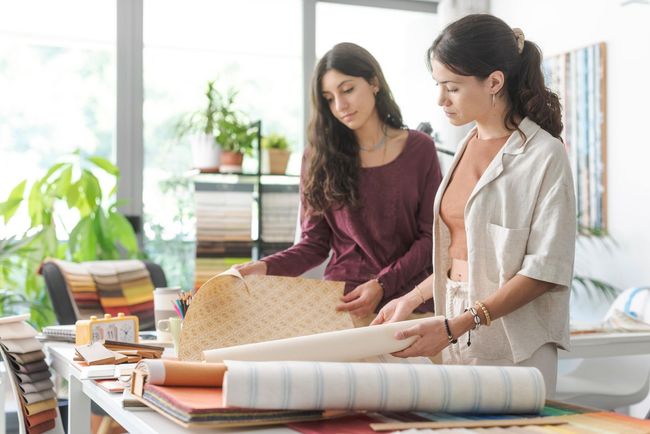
[359,125,388,152]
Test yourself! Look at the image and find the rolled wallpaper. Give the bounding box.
[136,359,226,387]
[203,318,426,363]
[223,361,545,414]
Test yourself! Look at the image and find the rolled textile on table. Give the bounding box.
[223,361,545,414]
[136,359,226,387]
[203,318,426,363]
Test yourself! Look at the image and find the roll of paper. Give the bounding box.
[203,318,427,363]
[136,359,226,387]
[223,361,545,414]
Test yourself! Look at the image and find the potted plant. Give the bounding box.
[262,133,291,175]
[174,80,222,172]
[0,152,140,329]
[215,97,257,173]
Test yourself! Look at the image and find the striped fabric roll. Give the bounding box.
[223,361,545,414]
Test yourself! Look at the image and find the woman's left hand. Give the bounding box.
[336,279,384,317]
[391,316,449,358]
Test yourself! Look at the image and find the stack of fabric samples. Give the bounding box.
[0,316,58,434]
[48,259,155,330]
[130,359,323,428]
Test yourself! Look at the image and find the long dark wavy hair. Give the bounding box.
[427,14,562,139]
[303,42,404,215]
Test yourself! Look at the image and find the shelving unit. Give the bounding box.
[193,121,300,288]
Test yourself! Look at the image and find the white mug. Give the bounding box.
[157,317,182,353]
[154,287,181,342]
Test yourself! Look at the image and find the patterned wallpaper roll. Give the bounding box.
[223,361,545,414]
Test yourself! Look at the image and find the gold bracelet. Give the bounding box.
[475,301,492,326]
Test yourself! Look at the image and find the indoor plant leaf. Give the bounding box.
[88,156,120,177]
[81,169,102,211]
[27,181,44,227]
[53,165,73,198]
[107,210,138,255]
[42,162,67,183]
[0,180,27,223]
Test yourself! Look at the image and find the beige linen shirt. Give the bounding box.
[432,117,576,363]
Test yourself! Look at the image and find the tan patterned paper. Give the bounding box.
[179,271,354,361]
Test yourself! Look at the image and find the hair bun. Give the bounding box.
[512,28,525,54]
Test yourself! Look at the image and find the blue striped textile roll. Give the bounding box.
[223,361,545,414]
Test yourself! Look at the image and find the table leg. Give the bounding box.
[68,375,91,434]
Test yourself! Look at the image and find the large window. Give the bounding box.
[0,1,438,289]
[0,1,116,236]
[142,0,302,288]
[316,3,439,130]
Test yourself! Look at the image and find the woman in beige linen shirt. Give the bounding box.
[372,14,576,395]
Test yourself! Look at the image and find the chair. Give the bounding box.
[40,261,167,434]
[555,354,650,410]
[41,260,167,330]
[556,287,650,413]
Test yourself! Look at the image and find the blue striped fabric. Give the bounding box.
[224,361,545,414]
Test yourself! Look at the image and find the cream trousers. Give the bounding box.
[442,278,557,397]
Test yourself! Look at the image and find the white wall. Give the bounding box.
[490,0,650,322]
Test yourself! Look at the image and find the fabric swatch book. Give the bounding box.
[130,359,325,428]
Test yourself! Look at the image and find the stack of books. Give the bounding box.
[195,189,252,242]
[194,183,255,288]
[260,184,299,243]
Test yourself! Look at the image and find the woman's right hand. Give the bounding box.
[232,260,268,276]
[370,294,419,325]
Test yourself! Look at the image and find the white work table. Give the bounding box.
[559,332,650,359]
[47,343,294,434]
[46,332,650,433]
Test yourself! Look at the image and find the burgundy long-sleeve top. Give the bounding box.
[261,130,442,312]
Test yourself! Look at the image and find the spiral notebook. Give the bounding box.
[41,325,76,342]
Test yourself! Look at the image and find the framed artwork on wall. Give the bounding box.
[543,42,607,235]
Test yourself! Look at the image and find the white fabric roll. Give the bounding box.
[203,318,426,363]
[223,361,545,414]
[137,359,166,384]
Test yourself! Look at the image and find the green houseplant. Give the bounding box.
[175,80,223,172]
[0,236,34,321]
[261,133,291,174]
[214,92,257,173]
[0,151,140,329]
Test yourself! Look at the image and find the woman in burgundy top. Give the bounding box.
[235,43,442,317]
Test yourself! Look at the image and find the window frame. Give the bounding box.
[116,0,438,241]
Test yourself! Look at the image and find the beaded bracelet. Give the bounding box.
[463,307,482,347]
[443,318,457,344]
[466,307,481,330]
[475,301,492,326]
